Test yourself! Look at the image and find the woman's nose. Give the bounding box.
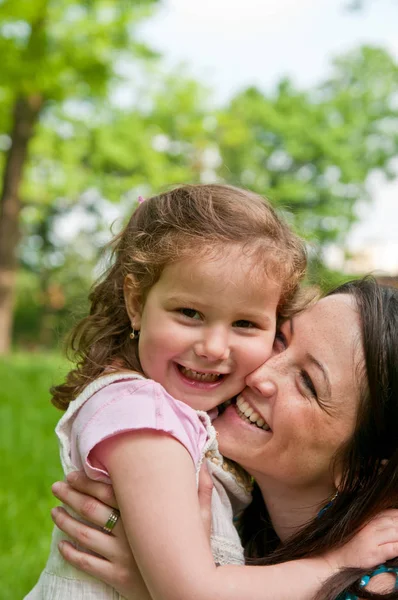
[194,328,230,361]
[245,362,278,397]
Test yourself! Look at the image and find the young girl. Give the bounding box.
[27,185,398,600]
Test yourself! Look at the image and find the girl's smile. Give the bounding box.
[174,363,227,388]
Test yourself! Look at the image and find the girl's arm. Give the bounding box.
[53,471,398,600]
[94,429,382,600]
[52,465,214,599]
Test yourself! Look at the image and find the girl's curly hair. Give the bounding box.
[51,184,309,410]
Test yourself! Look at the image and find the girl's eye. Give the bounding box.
[179,308,201,320]
[299,370,317,399]
[273,330,287,353]
[233,320,256,329]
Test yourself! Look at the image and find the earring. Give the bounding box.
[318,489,338,518]
[129,328,140,340]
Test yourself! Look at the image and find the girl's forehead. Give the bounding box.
[154,251,282,317]
[160,250,278,292]
[170,243,280,277]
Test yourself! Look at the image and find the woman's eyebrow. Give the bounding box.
[288,318,294,335]
[290,318,331,398]
[305,353,331,398]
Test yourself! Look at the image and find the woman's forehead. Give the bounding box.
[295,294,363,396]
[298,294,360,341]
[309,294,358,323]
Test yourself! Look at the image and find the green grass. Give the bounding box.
[0,353,68,599]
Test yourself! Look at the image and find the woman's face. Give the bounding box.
[215,294,364,490]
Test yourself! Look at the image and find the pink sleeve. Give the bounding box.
[71,379,208,482]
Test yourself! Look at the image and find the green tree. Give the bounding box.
[216,46,398,280]
[0,0,158,354]
[14,73,212,348]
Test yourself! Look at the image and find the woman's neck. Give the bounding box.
[254,474,335,542]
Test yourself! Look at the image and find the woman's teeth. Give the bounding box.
[179,366,222,383]
[236,396,270,431]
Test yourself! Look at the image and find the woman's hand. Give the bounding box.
[325,509,398,571]
[51,465,213,599]
[51,474,150,600]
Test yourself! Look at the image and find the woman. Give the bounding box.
[50,278,398,599]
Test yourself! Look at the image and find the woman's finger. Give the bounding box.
[372,509,398,529]
[52,481,121,533]
[58,540,120,588]
[198,462,213,538]
[51,506,122,561]
[64,471,119,509]
[58,539,150,600]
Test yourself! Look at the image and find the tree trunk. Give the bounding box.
[0,94,43,354]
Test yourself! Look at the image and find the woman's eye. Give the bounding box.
[233,320,256,329]
[300,370,317,399]
[273,330,287,353]
[179,308,201,320]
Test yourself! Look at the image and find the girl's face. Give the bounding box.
[126,246,281,411]
[214,294,364,490]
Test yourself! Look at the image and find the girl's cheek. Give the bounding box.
[252,337,274,364]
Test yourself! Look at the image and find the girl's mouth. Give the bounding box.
[235,395,271,431]
[177,365,224,383]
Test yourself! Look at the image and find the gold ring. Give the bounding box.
[102,508,120,534]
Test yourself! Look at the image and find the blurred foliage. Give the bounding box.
[13,74,213,347]
[216,47,398,251]
[0,0,162,352]
[0,2,397,349]
[0,0,158,103]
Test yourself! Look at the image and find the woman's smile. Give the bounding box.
[235,395,271,431]
[221,401,273,438]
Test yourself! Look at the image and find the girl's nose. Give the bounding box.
[194,328,230,361]
[245,362,278,397]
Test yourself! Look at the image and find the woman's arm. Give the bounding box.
[53,470,398,600]
[93,430,345,600]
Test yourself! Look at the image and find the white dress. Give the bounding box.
[26,372,252,599]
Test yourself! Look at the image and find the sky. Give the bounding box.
[137,0,398,273]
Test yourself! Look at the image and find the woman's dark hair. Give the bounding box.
[240,277,398,600]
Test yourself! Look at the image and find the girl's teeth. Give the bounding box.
[180,367,221,383]
[236,397,270,431]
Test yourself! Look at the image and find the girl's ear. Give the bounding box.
[124,274,143,330]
